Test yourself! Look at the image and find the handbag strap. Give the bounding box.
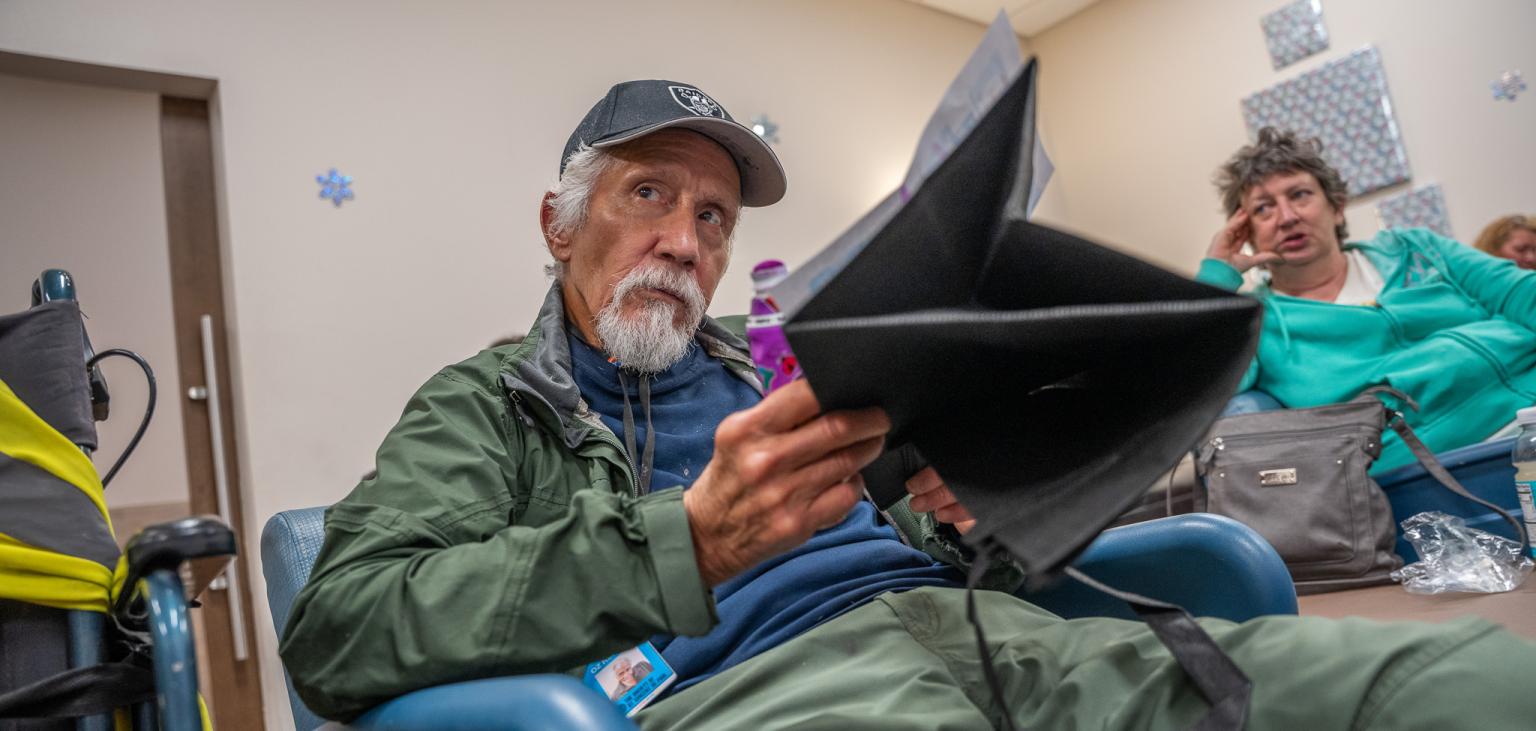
[1386,411,1531,556]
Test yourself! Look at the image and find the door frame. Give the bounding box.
[0,50,265,730]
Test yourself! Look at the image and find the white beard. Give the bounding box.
[594,265,708,374]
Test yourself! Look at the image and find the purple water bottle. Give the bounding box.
[747,260,803,393]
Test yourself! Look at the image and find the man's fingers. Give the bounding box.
[763,406,891,475]
[747,379,824,433]
[904,466,944,497]
[784,434,887,500]
[806,476,863,532]
[934,503,974,526]
[908,483,958,513]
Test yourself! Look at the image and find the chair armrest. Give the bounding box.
[339,675,636,731]
[1019,514,1298,622]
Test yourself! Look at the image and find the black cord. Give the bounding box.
[85,349,156,487]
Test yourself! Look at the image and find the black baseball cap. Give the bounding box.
[560,80,787,207]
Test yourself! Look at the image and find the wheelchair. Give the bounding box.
[0,269,235,731]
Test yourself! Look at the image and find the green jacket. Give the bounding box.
[1197,227,1536,472]
[281,284,1018,721]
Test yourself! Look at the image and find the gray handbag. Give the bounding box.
[1194,389,1403,594]
[1193,386,1529,595]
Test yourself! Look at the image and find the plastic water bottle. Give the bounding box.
[1514,406,1536,559]
[746,260,802,394]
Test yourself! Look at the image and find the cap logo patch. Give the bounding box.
[669,86,725,119]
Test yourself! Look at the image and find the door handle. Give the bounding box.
[190,313,250,661]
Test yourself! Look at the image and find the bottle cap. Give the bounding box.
[750,259,790,292]
[1519,406,1536,427]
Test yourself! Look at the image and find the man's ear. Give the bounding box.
[540,191,572,263]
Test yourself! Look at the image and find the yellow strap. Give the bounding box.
[0,533,125,612]
[0,378,114,536]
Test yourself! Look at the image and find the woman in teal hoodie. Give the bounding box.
[1198,128,1536,472]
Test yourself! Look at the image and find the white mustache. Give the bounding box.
[612,266,706,319]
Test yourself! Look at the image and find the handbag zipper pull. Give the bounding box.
[1197,436,1224,467]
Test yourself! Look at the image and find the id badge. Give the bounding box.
[582,641,676,717]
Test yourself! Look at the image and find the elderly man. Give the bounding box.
[283,82,1536,730]
[1202,127,1536,469]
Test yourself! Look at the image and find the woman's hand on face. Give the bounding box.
[1207,208,1280,273]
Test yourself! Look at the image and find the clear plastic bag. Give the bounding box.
[1391,511,1533,594]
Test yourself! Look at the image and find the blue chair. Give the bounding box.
[262,507,1296,730]
[260,509,637,731]
[1224,390,1523,563]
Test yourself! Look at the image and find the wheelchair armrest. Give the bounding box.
[1019,513,1298,623]
[340,675,637,731]
[115,516,235,622]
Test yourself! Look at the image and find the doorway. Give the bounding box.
[0,54,264,730]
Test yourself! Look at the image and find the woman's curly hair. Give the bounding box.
[1215,127,1351,242]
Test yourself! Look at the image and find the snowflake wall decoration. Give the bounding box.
[1261,0,1329,71]
[749,114,780,145]
[316,168,355,207]
[1492,70,1526,101]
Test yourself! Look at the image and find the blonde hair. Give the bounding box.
[1473,214,1536,256]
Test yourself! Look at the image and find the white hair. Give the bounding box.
[544,144,617,280]
[542,140,741,280]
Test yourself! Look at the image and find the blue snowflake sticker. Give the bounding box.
[1492,70,1525,101]
[316,168,355,206]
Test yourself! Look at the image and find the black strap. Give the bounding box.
[0,656,153,719]
[966,552,1249,731]
[1387,413,1530,554]
[965,551,1020,731]
[1064,566,1252,731]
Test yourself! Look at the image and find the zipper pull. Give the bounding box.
[1197,436,1224,466]
[508,391,536,428]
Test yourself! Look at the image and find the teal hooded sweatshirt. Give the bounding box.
[1196,227,1536,473]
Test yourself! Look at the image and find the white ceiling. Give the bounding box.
[912,0,1102,37]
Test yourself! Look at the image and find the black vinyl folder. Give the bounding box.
[785,60,1263,584]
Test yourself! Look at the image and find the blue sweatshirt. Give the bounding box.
[568,332,964,692]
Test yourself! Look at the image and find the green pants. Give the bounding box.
[637,587,1535,730]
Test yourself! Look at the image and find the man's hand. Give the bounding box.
[684,380,890,587]
[1206,208,1279,273]
[905,466,975,535]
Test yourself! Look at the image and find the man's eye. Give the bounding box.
[700,210,722,226]
[637,186,659,200]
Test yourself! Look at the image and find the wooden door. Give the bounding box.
[160,96,266,730]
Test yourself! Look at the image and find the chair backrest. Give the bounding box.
[260,508,329,731]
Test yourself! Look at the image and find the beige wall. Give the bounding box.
[0,72,192,510]
[1027,0,1536,272]
[0,2,997,727]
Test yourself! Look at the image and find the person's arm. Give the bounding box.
[1197,209,1271,395]
[281,370,714,721]
[1423,231,1536,329]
